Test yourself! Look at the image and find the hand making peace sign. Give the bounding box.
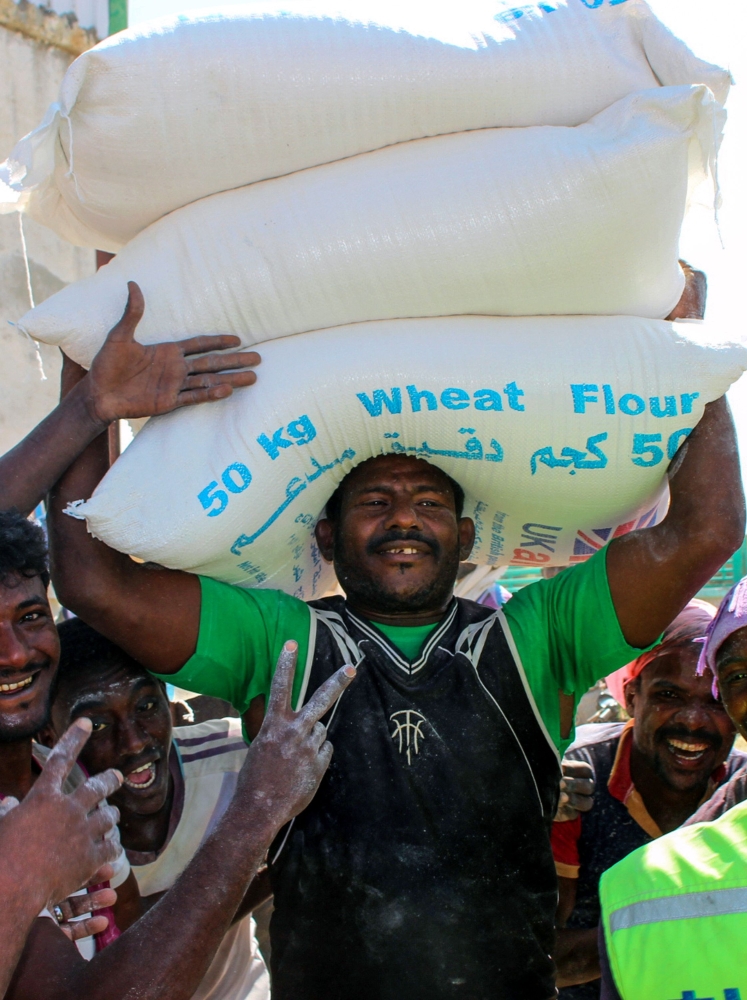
[238,641,357,833]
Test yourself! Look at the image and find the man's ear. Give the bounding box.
[624,679,639,719]
[458,517,476,562]
[314,518,335,563]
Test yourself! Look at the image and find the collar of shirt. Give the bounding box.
[607,719,727,839]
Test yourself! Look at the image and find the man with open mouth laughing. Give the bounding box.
[44,617,270,1000]
[553,600,746,998]
[596,578,747,999]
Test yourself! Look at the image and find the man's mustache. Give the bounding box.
[0,656,52,679]
[656,725,723,753]
[366,529,441,559]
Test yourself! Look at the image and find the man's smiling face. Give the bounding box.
[50,660,173,817]
[626,645,734,793]
[315,455,475,620]
[0,573,58,742]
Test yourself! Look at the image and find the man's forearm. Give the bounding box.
[47,422,201,670]
[232,867,273,925]
[83,807,276,1000]
[0,376,107,517]
[47,414,124,603]
[0,918,34,1000]
[10,787,278,1000]
[0,867,48,998]
[608,396,746,648]
[46,385,201,671]
[554,927,601,987]
[640,396,745,593]
[666,396,744,546]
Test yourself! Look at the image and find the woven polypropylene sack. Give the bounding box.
[0,0,729,249]
[67,316,746,598]
[19,87,722,366]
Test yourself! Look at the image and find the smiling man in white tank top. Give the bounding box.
[46,617,270,1000]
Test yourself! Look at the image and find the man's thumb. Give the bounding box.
[107,281,145,342]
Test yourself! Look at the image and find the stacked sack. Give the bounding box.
[3,0,745,597]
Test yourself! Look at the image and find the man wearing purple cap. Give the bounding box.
[681,580,747,824]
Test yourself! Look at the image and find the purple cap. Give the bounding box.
[697,576,747,695]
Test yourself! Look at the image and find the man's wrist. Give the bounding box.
[229,780,286,845]
[234,800,284,844]
[0,854,53,916]
[68,375,112,434]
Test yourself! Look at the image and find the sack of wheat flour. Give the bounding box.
[18,87,722,367]
[0,0,729,250]
[67,316,746,598]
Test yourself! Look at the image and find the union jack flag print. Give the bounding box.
[570,504,661,563]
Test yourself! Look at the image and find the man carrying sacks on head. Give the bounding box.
[47,288,745,1000]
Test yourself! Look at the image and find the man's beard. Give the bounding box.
[0,704,52,744]
[0,667,53,744]
[333,526,460,614]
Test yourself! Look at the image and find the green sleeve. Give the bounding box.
[502,547,657,754]
[151,577,312,713]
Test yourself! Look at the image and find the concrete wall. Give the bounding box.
[0,24,95,456]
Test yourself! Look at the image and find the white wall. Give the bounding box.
[0,26,95,457]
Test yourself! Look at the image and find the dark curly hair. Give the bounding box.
[55,617,164,705]
[57,617,142,682]
[0,509,49,589]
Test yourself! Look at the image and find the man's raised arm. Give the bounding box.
[1,282,259,517]
[607,395,745,648]
[46,284,261,674]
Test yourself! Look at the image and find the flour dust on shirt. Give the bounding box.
[269,596,561,1000]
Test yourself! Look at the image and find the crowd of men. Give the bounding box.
[1,272,746,1000]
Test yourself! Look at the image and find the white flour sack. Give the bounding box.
[69,317,747,598]
[0,0,729,249]
[19,87,722,367]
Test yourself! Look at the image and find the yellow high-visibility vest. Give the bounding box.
[600,799,747,1000]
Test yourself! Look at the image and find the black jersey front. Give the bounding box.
[269,597,561,1000]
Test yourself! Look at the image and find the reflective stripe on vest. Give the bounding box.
[600,800,747,1000]
[609,885,747,932]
